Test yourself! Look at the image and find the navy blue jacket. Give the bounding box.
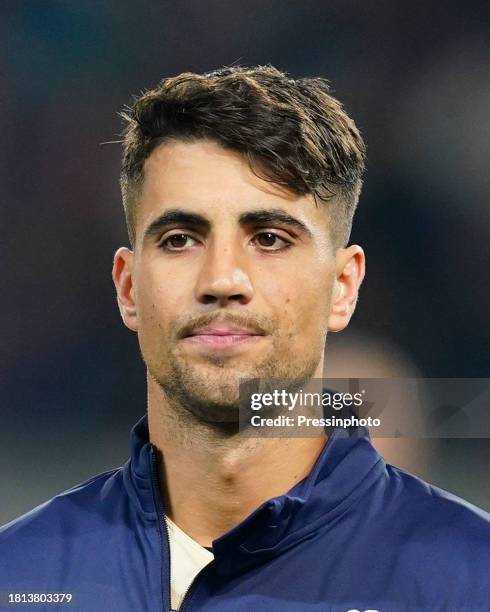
[1,413,489,611]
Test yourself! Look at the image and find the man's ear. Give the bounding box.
[112,247,138,332]
[328,245,365,333]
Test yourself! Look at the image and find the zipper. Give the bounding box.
[150,445,173,612]
[178,558,215,612]
[150,444,216,612]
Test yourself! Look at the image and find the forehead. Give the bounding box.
[137,139,330,236]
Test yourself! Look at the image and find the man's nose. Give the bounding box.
[194,240,254,306]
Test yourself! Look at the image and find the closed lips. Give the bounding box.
[187,325,264,336]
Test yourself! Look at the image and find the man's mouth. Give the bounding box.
[182,324,265,347]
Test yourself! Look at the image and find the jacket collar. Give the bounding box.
[122,413,158,522]
[123,412,386,574]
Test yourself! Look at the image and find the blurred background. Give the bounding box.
[1,0,489,524]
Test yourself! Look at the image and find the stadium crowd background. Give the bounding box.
[1,1,488,523]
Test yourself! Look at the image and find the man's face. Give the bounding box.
[113,139,363,422]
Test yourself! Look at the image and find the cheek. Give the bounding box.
[136,266,188,339]
[263,263,333,336]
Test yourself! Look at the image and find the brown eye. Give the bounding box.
[169,234,188,248]
[160,233,197,250]
[254,232,291,250]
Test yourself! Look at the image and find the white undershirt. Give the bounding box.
[165,516,214,611]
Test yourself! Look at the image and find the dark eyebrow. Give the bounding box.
[143,209,211,242]
[238,209,313,238]
[143,207,313,244]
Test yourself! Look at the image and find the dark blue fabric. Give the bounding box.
[1,413,489,611]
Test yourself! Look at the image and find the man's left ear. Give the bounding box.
[327,245,365,333]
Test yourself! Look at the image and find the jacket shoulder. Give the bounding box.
[382,463,490,606]
[385,462,490,530]
[0,463,163,607]
[0,467,124,543]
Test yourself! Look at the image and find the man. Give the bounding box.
[0,65,488,612]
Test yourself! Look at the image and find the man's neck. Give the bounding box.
[147,383,327,548]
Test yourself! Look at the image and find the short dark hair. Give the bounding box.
[120,64,366,248]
